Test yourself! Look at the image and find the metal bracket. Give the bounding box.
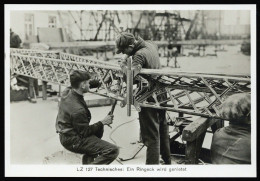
[120,63,127,74]
[133,99,141,112]
[132,65,142,77]
[126,57,133,116]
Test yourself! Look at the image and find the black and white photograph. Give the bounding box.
[4,4,256,177]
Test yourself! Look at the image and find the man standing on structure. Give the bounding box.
[115,32,171,165]
[56,70,119,164]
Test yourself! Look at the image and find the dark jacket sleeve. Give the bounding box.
[71,108,103,137]
[132,53,145,68]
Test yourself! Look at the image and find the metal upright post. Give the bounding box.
[42,81,47,100]
[203,45,205,56]
[126,57,133,116]
[58,84,61,97]
[28,78,35,98]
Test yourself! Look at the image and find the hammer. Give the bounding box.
[107,99,117,128]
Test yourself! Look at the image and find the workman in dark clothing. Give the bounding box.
[167,41,180,67]
[10,29,37,103]
[211,93,251,164]
[115,32,171,165]
[10,29,22,48]
[56,70,119,164]
[167,41,174,66]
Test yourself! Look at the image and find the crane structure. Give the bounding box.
[10,48,251,164]
[57,10,191,42]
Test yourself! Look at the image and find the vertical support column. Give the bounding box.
[96,50,99,59]
[42,81,47,100]
[58,85,61,97]
[203,45,206,56]
[126,57,133,117]
[28,78,35,99]
[34,79,39,97]
[185,140,196,164]
[174,55,177,68]
[198,45,201,56]
[185,132,206,164]
[104,49,107,61]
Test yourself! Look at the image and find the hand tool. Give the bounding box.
[107,99,117,128]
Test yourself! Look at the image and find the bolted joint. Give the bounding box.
[132,65,142,77]
[133,100,141,112]
[120,64,127,74]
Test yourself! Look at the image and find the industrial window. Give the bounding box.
[24,14,34,39]
[48,16,57,28]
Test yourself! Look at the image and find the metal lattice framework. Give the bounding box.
[133,70,250,119]
[10,49,125,101]
[10,48,60,59]
[10,48,251,120]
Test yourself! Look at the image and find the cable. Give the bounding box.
[109,117,206,165]
[109,118,138,145]
[108,117,139,165]
[115,158,124,165]
[170,153,185,157]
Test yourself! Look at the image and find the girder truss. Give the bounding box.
[10,48,251,119]
[10,49,125,101]
[134,70,250,119]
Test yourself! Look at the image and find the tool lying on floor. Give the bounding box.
[118,144,145,161]
[107,100,117,128]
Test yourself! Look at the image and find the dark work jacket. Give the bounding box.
[131,37,166,103]
[10,32,22,48]
[211,123,251,164]
[55,87,103,137]
[131,37,161,69]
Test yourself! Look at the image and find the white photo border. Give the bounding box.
[4,4,257,177]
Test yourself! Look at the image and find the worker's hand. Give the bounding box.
[101,115,114,125]
[118,57,128,75]
[118,55,129,65]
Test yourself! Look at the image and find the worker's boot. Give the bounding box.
[160,157,172,165]
[28,97,37,103]
[82,154,95,165]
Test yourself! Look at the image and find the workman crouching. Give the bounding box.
[55,70,119,164]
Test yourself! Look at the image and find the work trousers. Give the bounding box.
[59,128,119,165]
[139,107,171,165]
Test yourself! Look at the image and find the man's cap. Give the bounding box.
[115,32,135,54]
[70,70,91,84]
[219,93,251,124]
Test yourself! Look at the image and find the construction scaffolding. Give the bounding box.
[10,48,251,164]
